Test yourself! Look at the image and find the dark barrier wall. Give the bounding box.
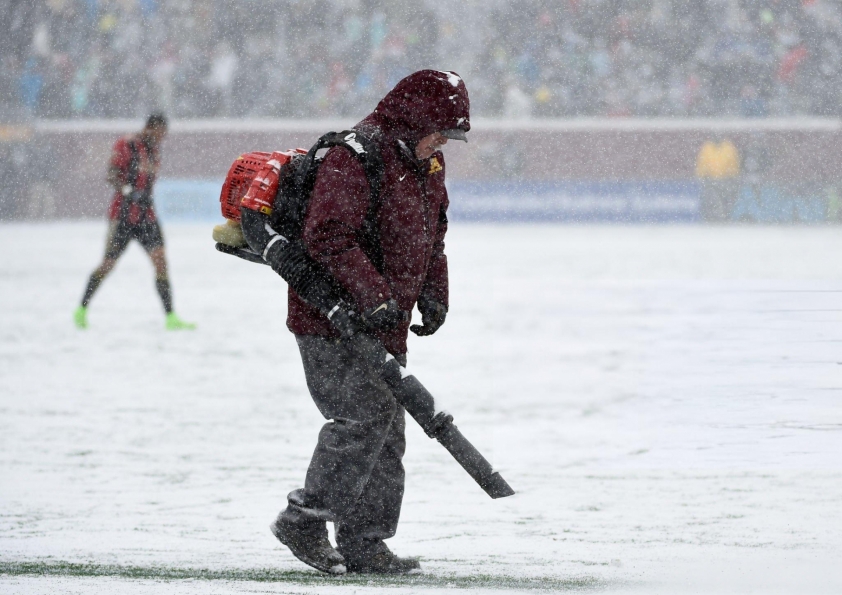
[22,119,842,219]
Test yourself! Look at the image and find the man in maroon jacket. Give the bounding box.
[270,70,470,575]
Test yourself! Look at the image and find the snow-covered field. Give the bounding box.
[1,221,841,594]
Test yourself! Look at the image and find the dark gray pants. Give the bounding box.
[283,335,406,561]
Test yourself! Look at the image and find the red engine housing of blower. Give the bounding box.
[219,149,306,221]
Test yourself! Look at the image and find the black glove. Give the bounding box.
[362,298,409,331]
[410,296,447,336]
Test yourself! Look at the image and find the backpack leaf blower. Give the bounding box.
[213,132,514,499]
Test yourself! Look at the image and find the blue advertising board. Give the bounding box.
[730,185,827,223]
[156,179,702,223]
[155,179,223,221]
[155,178,833,224]
[446,181,700,223]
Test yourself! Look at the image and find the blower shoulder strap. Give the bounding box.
[294,129,383,202]
[284,130,385,250]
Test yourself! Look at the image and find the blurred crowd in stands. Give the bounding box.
[2,0,842,121]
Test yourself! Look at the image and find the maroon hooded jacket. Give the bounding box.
[287,70,471,356]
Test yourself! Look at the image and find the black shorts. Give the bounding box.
[104,219,165,259]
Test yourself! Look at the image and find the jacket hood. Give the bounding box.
[362,70,470,146]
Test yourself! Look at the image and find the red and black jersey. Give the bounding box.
[107,134,161,224]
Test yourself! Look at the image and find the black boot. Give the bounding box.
[270,511,346,575]
[345,548,421,575]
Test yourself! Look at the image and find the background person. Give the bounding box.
[696,134,741,222]
[73,113,194,330]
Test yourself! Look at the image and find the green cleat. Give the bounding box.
[165,312,196,331]
[73,306,88,329]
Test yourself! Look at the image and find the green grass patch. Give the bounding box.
[0,560,604,591]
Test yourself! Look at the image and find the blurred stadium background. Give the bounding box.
[2,0,842,223]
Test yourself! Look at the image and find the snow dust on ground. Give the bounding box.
[1,221,841,594]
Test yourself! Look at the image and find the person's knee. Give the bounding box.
[349,398,397,433]
[329,398,398,447]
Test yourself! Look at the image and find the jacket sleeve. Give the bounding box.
[302,147,392,310]
[419,166,449,309]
